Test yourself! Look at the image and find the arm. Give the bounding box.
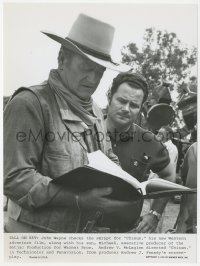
[150,162,175,215]
[181,143,197,187]
[181,150,189,186]
[4,91,129,213]
[156,160,176,182]
[4,91,77,210]
[137,161,176,233]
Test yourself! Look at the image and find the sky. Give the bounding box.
[3,1,198,107]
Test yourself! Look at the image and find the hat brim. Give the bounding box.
[41,31,130,72]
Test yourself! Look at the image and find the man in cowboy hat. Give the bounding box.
[4,14,134,233]
[106,72,176,233]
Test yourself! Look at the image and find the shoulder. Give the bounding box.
[188,142,197,153]
[133,124,156,142]
[186,142,197,161]
[134,124,169,155]
[4,87,45,126]
[131,124,170,173]
[165,140,178,152]
[4,82,50,114]
[133,124,168,155]
[5,90,39,111]
[92,101,104,119]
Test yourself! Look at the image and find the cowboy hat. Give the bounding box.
[41,13,129,72]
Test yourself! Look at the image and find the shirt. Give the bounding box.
[109,124,170,182]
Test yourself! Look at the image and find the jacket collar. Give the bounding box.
[60,101,100,123]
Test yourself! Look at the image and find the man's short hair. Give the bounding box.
[109,72,149,103]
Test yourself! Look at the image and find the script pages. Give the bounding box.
[87,150,196,199]
[52,150,196,201]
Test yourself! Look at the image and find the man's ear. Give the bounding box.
[58,50,65,70]
[140,101,148,115]
[107,89,112,104]
[136,104,145,125]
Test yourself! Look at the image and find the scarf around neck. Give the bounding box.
[48,69,97,126]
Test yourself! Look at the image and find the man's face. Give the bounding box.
[107,82,144,128]
[60,52,106,100]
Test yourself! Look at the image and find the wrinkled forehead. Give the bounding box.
[117,82,144,99]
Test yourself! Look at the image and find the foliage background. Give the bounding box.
[121,27,197,130]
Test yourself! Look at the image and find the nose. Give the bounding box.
[122,103,130,112]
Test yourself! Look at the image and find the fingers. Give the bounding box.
[81,188,140,213]
[137,224,151,233]
[136,220,155,233]
[79,187,112,208]
[136,221,146,233]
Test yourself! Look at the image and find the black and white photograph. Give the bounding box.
[2,0,198,264]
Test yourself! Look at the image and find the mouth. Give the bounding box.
[82,84,95,90]
[117,113,130,120]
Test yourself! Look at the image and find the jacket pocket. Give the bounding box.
[129,156,150,181]
[42,152,72,178]
[45,152,70,159]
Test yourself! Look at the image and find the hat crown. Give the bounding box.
[41,13,130,72]
[68,13,114,56]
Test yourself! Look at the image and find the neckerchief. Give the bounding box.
[48,69,97,126]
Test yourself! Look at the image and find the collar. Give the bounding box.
[108,123,136,143]
[60,101,100,123]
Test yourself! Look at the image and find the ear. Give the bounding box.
[136,103,143,117]
[58,49,65,70]
[107,89,112,104]
[136,104,144,125]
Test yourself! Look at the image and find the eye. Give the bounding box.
[118,98,126,104]
[79,62,93,72]
[79,61,105,75]
[130,102,139,109]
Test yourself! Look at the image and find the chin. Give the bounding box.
[116,119,130,128]
[78,93,92,100]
